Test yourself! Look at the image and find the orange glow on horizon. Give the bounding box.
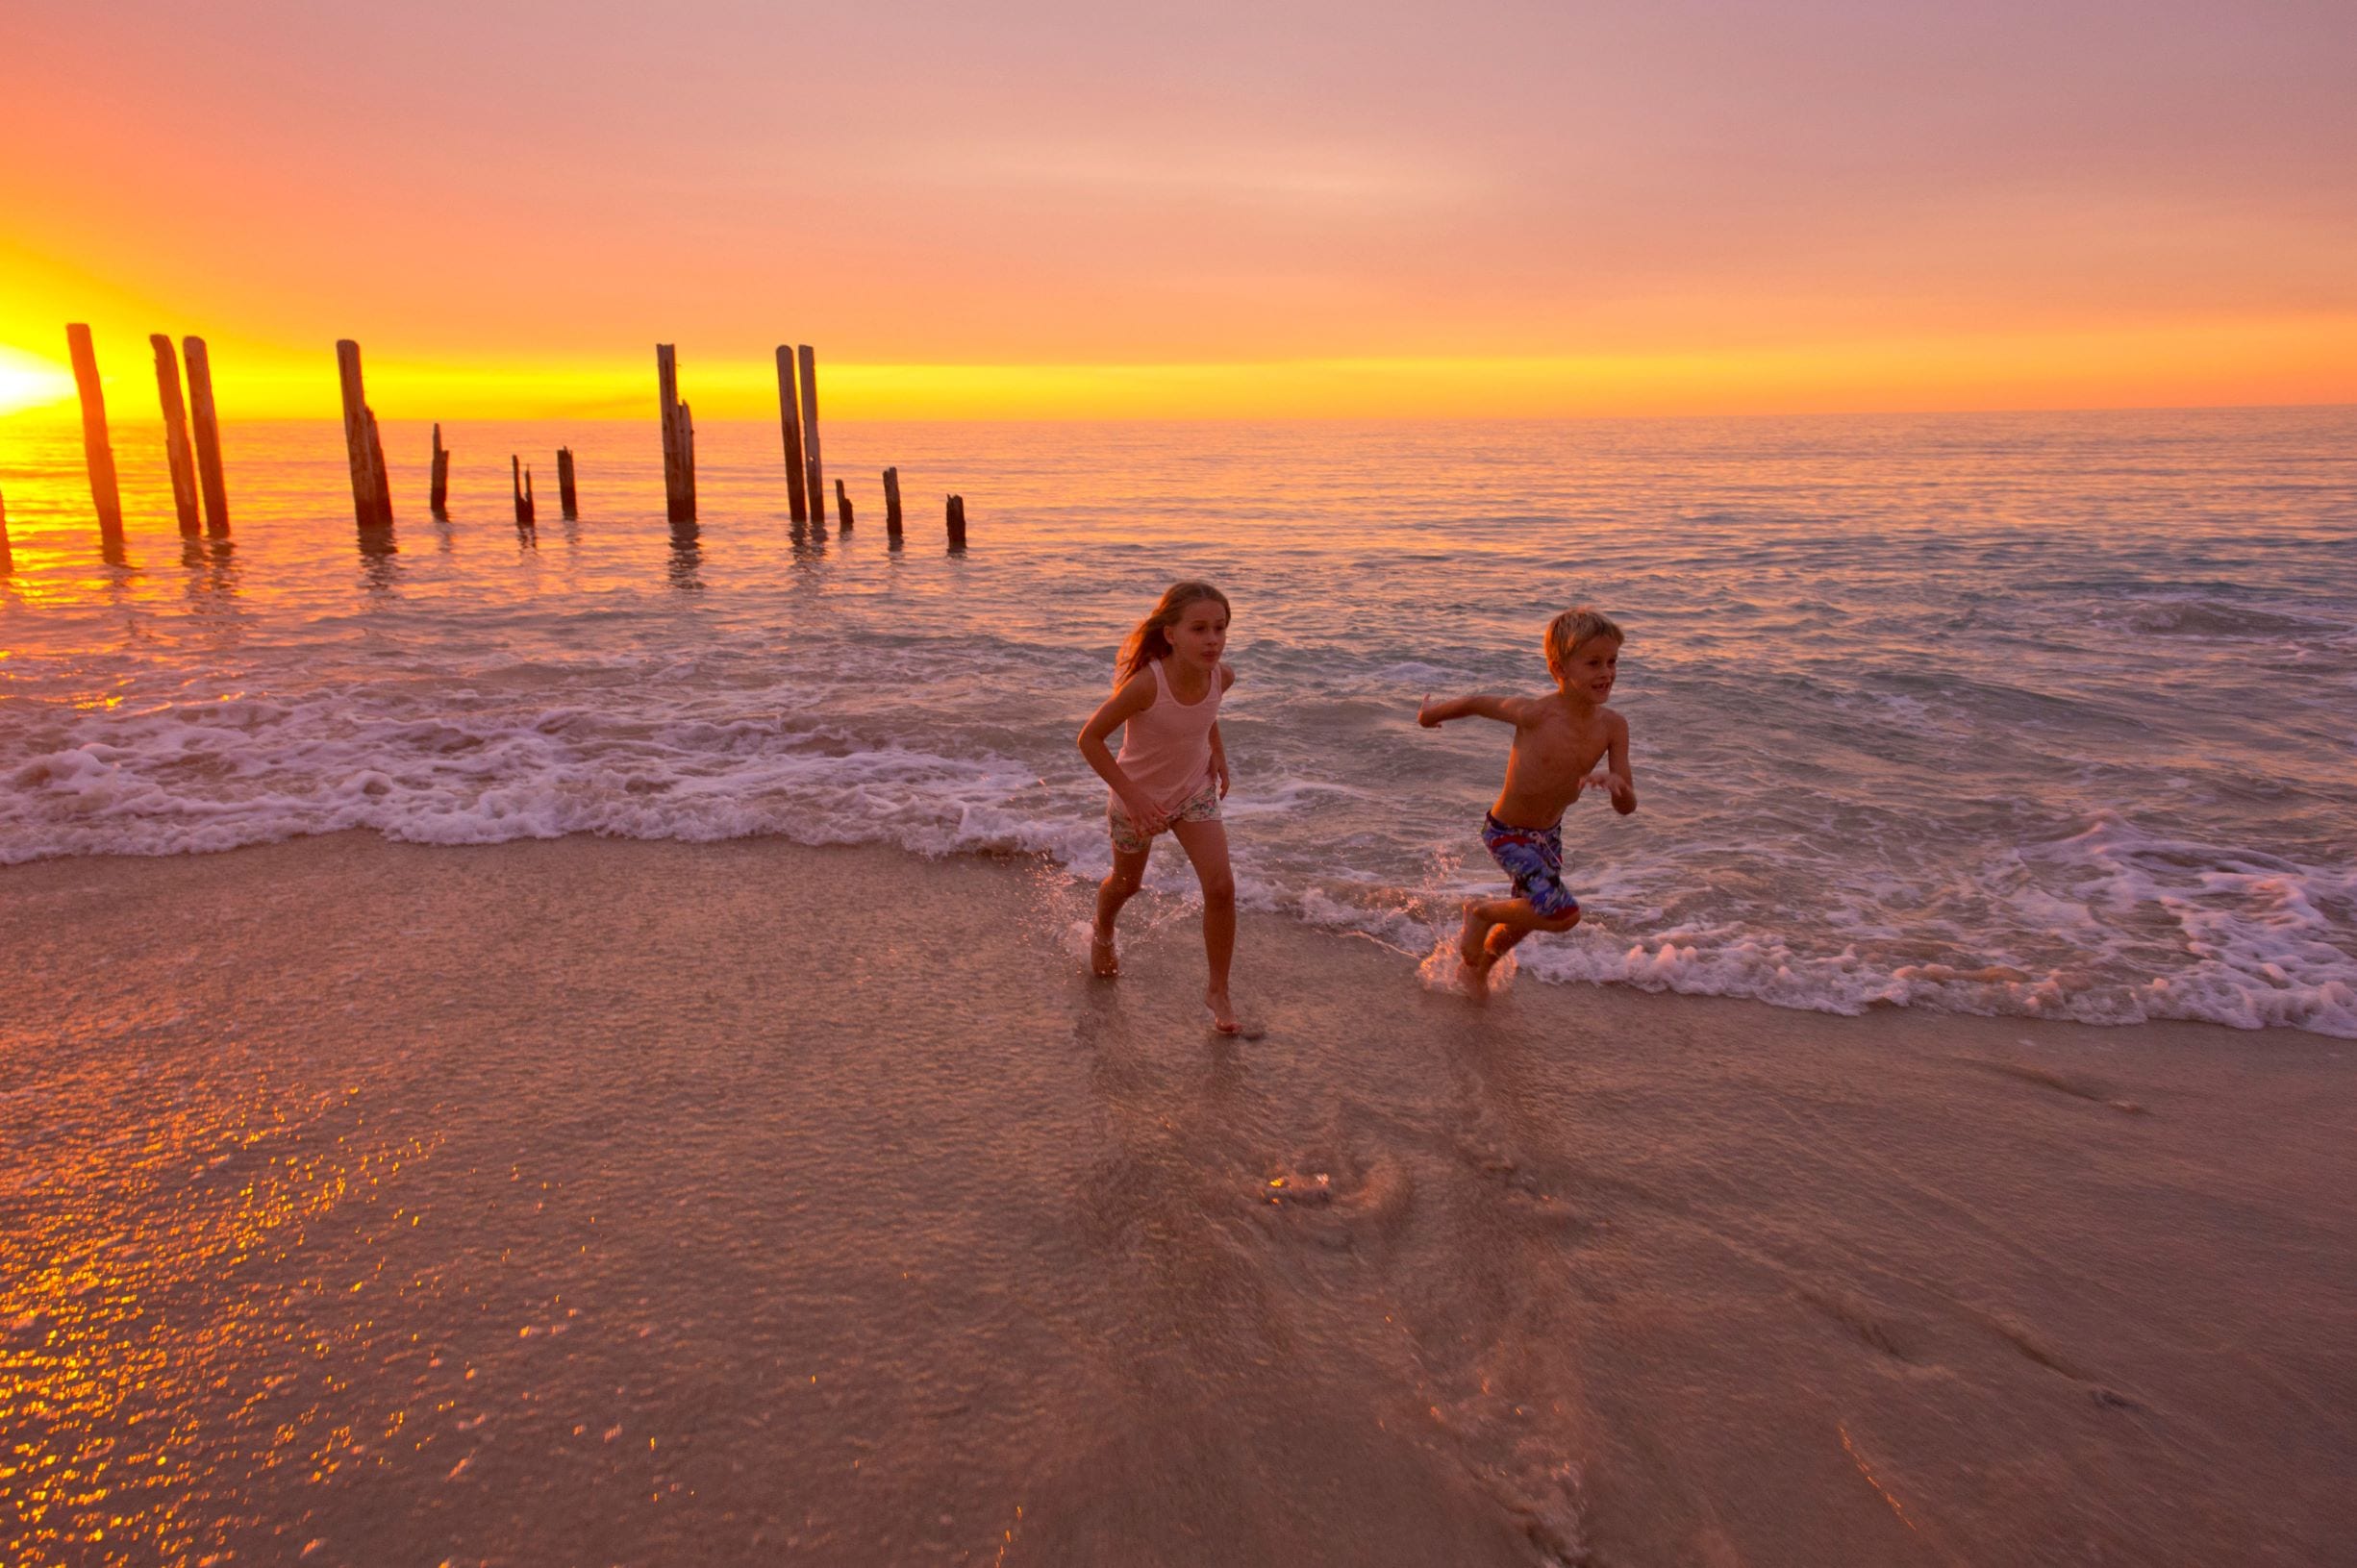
[1,314,2352,426]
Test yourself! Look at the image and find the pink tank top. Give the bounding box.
[1114,659,1224,811]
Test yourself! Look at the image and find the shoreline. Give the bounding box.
[5,830,2353,1565]
[4,823,2345,1046]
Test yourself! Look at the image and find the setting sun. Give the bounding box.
[0,345,73,419]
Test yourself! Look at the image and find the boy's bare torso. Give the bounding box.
[1492,695,1623,828]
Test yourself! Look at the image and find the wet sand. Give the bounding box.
[3,833,2352,1567]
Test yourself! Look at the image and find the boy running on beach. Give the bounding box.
[1417,608,1637,991]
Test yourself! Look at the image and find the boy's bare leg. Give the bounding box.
[1462,897,1578,989]
[1092,844,1152,977]
[1484,922,1530,960]
[1459,901,1500,971]
[1169,818,1244,1032]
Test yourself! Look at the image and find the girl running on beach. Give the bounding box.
[1077,580,1258,1037]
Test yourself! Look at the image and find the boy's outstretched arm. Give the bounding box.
[1605,709,1637,814]
[1417,693,1520,728]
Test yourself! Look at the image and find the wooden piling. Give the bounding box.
[66,325,125,547]
[150,335,201,536]
[557,446,578,520]
[884,467,903,541]
[513,456,536,526]
[796,344,823,529]
[775,346,809,525]
[657,345,697,523]
[0,487,13,574]
[832,478,853,530]
[946,493,967,551]
[335,339,394,530]
[182,337,230,536]
[430,424,451,517]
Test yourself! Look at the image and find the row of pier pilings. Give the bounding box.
[637,340,942,544]
[10,328,973,574]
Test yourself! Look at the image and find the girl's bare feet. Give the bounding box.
[1205,989,1265,1039]
[1090,928,1120,978]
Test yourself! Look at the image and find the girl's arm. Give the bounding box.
[1417,693,1520,728]
[1078,671,1169,831]
[1210,662,1236,795]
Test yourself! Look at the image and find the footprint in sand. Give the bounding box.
[1257,1156,1413,1236]
[1970,1058,2148,1116]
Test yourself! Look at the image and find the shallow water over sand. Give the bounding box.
[4,835,2352,1566]
[3,409,2354,1034]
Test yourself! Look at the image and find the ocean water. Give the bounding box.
[3,408,2354,1036]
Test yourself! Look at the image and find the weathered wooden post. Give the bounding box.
[557,446,578,520]
[657,344,696,523]
[775,346,809,525]
[884,467,903,542]
[834,478,853,530]
[430,424,451,517]
[150,335,201,536]
[181,337,230,536]
[0,487,13,574]
[66,325,125,549]
[512,457,536,526]
[335,339,394,530]
[796,344,822,527]
[946,493,966,551]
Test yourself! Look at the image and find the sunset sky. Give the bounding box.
[3,0,2352,420]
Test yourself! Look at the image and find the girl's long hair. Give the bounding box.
[1116,580,1231,686]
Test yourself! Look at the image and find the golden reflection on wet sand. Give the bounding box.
[1,1050,437,1565]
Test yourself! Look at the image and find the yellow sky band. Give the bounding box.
[4,317,2354,423]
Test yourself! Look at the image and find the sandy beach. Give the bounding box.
[4,832,2353,1566]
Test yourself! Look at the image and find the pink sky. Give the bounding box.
[4,0,2353,415]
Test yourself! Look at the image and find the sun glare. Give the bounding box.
[0,346,74,417]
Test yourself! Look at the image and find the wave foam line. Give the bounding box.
[5,701,2352,1039]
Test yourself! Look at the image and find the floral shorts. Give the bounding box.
[1109,774,1222,856]
[1480,811,1580,918]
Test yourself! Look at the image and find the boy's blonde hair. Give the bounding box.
[1544,607,1624,671]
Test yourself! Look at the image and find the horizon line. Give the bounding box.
[4,398,2353,429]
[5,313,2355,423]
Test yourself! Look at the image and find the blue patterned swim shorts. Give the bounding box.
[1480,811,1580,918]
